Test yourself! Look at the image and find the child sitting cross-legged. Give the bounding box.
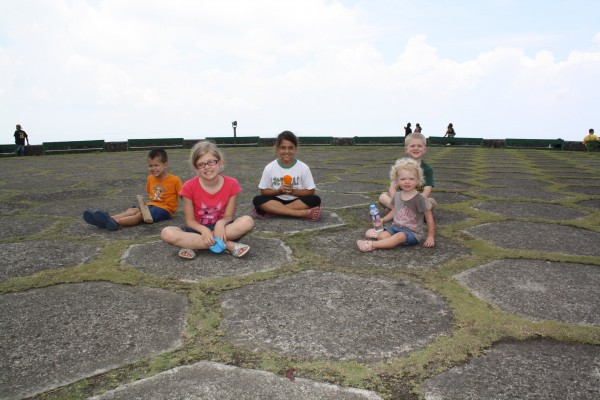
[161,141,254,259]
[357,158,435,252]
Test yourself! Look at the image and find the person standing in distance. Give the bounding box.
[14,124,29,156]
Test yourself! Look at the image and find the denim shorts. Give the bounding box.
[148,206,171,222]
[383,225,419,246]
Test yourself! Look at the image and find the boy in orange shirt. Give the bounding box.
[83,148,183,231]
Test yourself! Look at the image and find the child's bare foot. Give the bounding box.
[306,206,322,221]
[365,229,379,239]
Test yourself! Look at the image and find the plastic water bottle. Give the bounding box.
[369,204,383,232]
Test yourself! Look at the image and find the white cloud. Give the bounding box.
[1,1,599,141]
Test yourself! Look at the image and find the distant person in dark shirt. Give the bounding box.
[404,122,412,136]
[444,123,456,138]
[14,124,29,156]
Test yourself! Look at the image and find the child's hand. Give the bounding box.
[201,231,215,247]
[214,223,227,243]
[423,237,435,248]
[280,183,293,195]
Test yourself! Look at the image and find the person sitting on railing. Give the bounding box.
[582,128,598,150]
[444,123,456,138]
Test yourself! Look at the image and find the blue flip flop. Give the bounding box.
[83,209,105,228]
[92,210,119,231]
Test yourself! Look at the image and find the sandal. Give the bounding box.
[251,207,272,219]
[178,248,196,259]
[365,229,379,239]
[306,206,322,222]
[356,240,375,253]
[231,243,250,258]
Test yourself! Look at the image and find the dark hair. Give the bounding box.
[147,148,168,163]
[274,130,298,148]
[590,128,595,134]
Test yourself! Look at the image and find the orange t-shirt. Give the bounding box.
[146,173,183,216]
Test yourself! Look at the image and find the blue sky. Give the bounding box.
[1,0,599,143]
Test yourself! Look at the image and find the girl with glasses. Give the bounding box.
[161,141,254,259]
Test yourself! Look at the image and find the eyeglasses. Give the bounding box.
[195,159,219,169]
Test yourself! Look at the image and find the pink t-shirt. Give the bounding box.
[180,175,242,226]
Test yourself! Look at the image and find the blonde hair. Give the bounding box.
[405,132,427,147]
[390,158,424,185]
[190,141,225,167]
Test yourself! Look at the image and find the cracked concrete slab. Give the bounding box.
[308,228,470,270]
[454,259,600,325]
[122,237,290,281]
[475,188,566,200]
[65,213,185,240]
[251,210,345,235]
[0,282,187,400]
[472,201,589,220]
[0,240,101,282]
[482,178,547,188]
[564,185,600,195]
[90,361,384,400]
[221,270,452,362]
[465,221,600,256]
[0,216,57,239]
[422,339,600,400]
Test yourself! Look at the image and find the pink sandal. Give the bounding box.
[356,240,375,252]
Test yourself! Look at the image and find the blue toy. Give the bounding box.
[209,237,226,254]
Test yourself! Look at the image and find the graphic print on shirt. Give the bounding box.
[395,205,418,231]
[151,184,165,201]
[198,201,223,225]
[271,175,296,187]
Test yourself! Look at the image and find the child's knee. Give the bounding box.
[239,215,255,231]
[160,227,178,243]
[378,192,389,205]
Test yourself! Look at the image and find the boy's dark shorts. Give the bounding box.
[148,205,171,222]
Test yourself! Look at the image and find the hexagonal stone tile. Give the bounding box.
[33,198,135,218]
[481,178,547,188]
[318,192,372,209]
[65,213,185,240]
[422,340,600,400]
[0,240,101,282]
[221,270,452,362]
[0,217,56,240]
[319,181,387,194]
[252,210,345,235]
[0,282,187,400]
[475,188,566,201]
[563,185,600,195]
[465,221,600,256]
[122,238,290,281]
[433,192,474,204]
[454,259,600,325]
[0,201,31,216]
[578,199,600,210]
[472,201,589,220]
[90,361,383,400]
[309,228,469,270]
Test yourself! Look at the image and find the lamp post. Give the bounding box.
[232,121,237,144]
